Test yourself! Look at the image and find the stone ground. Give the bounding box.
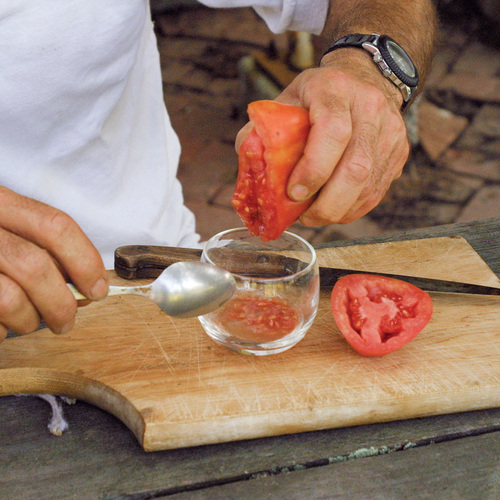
[151,1,500,243]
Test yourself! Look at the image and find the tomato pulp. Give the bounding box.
[330,274,433,356]
[233,100,312,241]
[216,292,300,342]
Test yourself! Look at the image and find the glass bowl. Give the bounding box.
[198,228,319,355]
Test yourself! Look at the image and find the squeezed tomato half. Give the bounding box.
[217,292,300,342]
[233,100,312,241]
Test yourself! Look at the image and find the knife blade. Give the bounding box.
[114,245,500,296]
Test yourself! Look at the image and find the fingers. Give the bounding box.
[0,272,41,335]
[278,68,409,226]
[235,121,254,153]
[0,227,77,334]
[0,187,108,300]
[299,119,376,225]
[0,187,109,338]
[284,80,353,204]
[339,129,410,223]
[331,98,409,223]
[299,114,408,226]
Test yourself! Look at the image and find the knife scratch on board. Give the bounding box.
[147,326,176,375]
[428,237,459,278]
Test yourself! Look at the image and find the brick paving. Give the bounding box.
[152,1,500,243]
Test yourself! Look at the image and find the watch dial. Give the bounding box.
[386,40,416,77]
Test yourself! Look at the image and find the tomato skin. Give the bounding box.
[233,100,312,241]
[330,274,433,357]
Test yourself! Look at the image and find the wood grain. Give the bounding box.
[167,432,500,499]
[3,395,499,499]
[1,236,499,451]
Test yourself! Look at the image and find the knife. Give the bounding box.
[114,245,500,296]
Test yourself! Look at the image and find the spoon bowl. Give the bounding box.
[69,262,236,318]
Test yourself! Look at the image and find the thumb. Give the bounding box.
[235,121,254,153]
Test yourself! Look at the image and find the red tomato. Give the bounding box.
[330,274,433,357]
[217,292,300,342]
[233,100,312,241]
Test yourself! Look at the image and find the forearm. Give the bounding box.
[320,0,438,85]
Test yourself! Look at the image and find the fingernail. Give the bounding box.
[89,277,108,300]
[290,184,309,201]
[59,318,75,335]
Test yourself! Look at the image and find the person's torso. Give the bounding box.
[0,1,198,268]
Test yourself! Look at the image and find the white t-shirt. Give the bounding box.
[0,1,327,268]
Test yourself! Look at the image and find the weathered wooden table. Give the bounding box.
[2,217,500,499]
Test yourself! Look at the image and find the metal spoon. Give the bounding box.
[67,261,236,318]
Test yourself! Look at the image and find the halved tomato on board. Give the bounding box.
[233,100,312,241]
[330,274,433,357]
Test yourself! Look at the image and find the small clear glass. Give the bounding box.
[199,228,319,355]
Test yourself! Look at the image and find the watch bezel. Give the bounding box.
[378,35,419,88]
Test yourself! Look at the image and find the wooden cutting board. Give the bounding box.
[1,236,500,451]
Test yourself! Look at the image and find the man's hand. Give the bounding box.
[236,49,410,227]
[235,0,436,229]
[0,187,108,342]
[282,48,410,226]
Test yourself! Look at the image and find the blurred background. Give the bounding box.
[150,0,500,243]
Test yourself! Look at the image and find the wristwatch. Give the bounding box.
[321,33,419,111]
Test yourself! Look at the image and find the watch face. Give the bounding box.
[386,40,416,77]
[379,35,419,88]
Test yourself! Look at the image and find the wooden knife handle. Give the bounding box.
[114,246,203,279]
[114,245,298,280]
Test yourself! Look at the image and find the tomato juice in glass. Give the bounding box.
[198,228,319,355]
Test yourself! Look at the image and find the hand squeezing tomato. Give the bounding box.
[233,100,312,241]
[331,275,433,356]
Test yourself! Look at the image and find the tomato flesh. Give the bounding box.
[233,100,312,241]
[232,129,278,238]
[216,292,300,342]
[331,275,433,356]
